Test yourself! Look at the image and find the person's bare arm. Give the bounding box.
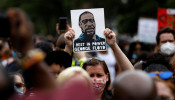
[7,8,57,90]
[104,28,134,70]
[64,28,75,55]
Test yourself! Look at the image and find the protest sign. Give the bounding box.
[71,8,106,52]
[138,18,157,43]
[158,8,175,31]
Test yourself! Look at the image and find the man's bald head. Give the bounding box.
[113,70,157,100]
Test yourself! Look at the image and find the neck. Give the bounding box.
[95,92,103,100]
[93,34,96,40]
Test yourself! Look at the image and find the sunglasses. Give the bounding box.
[149,71,173,80]
[15,82,24,88]
[84,57,104,64]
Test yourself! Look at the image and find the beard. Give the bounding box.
[84,26,95,37]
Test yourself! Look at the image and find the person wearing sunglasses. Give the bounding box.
[9,73,26,96]
[149,72,175,100]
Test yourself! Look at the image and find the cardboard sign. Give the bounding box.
[71,8,106,52]
[158,8,175,31]
[138,18,157,43]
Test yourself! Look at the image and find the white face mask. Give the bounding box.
[160,42,175,55]
[14,86,24,96]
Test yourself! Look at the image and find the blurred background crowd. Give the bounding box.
[0,0,175,100]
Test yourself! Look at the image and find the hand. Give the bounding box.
[104,28,116,47]
[7,8,34,56]
[64,28,75,47]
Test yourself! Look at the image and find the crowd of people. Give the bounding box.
[0,8,174,100]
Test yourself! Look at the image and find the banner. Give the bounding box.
[138,18,157,43]
[158,8,175,31]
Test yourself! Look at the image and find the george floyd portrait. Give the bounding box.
[71,8,106,52]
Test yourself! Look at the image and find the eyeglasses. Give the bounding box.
[149,71,173,80]
[15,82,24,88]
[84,57,104,64]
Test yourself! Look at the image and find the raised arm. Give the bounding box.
[7,8,57,90]
[104,28,134,70]
[64,28,75,55]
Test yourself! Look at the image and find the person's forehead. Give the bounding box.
[86,65,105,73]
[160,33,174,41]
[14,75,23,83]
[80,13,94,20]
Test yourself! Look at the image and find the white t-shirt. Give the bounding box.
[97,48,116,84]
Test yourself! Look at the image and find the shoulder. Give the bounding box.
[74,34,85,43]
[74,38,82,43]
[103,90,113,100]
[96,35,105,42]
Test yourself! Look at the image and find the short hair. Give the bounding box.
[79,11,94,22]
[156,27,175,45]
[142,53,171,72]
[57,66,91,85]
[35,41,53,54]
[45,50,72,68]
[144,64,170,73]
[113,70,157,100]
[82,58,111,96]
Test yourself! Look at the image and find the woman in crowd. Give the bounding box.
[150,72,175,99]
[64,27,134,100]
[9,73,26,96]
[83,58,112,100]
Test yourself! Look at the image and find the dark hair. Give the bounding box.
[156,27,175,45]
[45,50,72,68]
[0,67,14,100]
[79,11,94,23]
[82,58,111,98]
[35,41,53,54]
[9,72,25,84]
[144,64,170,73]
[142,53,171,72]
[127,41,145,63]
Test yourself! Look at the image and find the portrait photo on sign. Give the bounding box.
[71,8,107,52]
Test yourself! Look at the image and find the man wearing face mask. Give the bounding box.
[155,27,175,56]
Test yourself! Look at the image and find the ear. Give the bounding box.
[154,45,160,53]
[60,65,65,71]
